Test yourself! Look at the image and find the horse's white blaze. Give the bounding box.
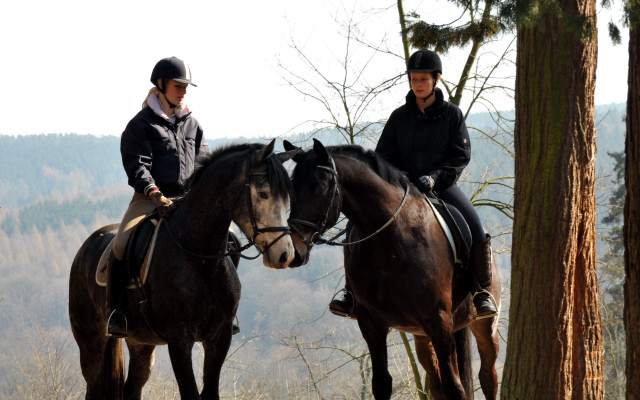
[242,185,294,269]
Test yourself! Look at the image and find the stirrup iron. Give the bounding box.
[106,309,128,338]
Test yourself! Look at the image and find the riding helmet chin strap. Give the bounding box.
[422,91,435,103]
[159,78,167,95]
[157,79,178,108]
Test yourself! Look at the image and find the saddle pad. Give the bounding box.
[96,218,163,288]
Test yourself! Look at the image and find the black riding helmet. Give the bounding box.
[407,49,442,102]
[150,57,197,94]
[406,49,442,75]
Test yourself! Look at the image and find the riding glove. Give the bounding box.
[415,175,435,193]
[149,190,174,217]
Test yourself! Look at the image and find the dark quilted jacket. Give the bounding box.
[120,106,208,197]
[375,88,470,191]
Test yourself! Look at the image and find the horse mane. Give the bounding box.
[184,143,293,201]
[326,145,411,189]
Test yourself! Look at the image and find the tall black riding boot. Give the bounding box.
[329,281,356,319]
[106,252,128,338]
[227,229,241,270]
[470,234,498,320]
[329,223,357,319]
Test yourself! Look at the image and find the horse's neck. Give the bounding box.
[168,190,231,253]
[337,160,400,228]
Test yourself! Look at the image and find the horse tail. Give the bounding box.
[455,326,474,399]
[101,337,125,400]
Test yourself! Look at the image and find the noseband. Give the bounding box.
[288,154,410,250]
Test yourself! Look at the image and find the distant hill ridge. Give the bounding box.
[0,103,626,234]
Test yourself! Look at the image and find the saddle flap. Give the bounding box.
[424,195,471,266]
[96,217,162,288]
[125,216,161,277]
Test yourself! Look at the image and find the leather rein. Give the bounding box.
[288,154,410,249]
[161,159,291,262]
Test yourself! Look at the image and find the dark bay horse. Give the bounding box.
[283,139,501,400]
[69,140,297,400]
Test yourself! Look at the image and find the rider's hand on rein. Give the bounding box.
[415,175,435,193]
[149,190,174,218]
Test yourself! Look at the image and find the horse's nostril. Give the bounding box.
[279,252,289,264]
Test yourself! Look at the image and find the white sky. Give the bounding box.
[0,0,629,139]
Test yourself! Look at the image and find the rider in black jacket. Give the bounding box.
[376,88,470,190]
[121,103,206,198]
[105,57,209,338]
[329,49,498,320]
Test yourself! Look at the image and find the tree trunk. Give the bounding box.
[625,25,640,400]
[450,0,494,107]
[501,0,604,397]
[397,0,410,65]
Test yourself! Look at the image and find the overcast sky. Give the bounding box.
[0,0,629,140]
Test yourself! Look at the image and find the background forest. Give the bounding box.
[0,102,626,398]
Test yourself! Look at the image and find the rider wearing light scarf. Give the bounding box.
[105,57,209,338]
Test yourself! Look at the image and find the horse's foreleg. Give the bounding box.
[426,310,466,400]
[124,344,156,400]
[200,330,233,400]
[167,340,200,400]
[470,318,500,400]
[414,335,445,400]
[357,316,392,400]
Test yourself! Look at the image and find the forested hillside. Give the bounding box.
[0,134,124,208]
[0,103,626,398]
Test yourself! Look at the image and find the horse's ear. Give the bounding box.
[255,139,276,164]
[276,148,302,164]
[282,140,304,163]
[283,140,297,152]
[312,138,329,164]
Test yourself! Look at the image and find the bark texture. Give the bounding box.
[501,0,604,397]
[625,26,640,400]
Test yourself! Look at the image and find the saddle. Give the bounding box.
[96,215,243,287]
[424,194,472,267]
[96,215,162,288]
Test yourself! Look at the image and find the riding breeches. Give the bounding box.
[436,184,486,246]
[112,192,156,261]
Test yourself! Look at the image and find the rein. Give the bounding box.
[161,157,291,263]
[161,221,258,262]
[288,153,410,248]
[321,184,409,247]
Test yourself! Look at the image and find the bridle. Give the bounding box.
[243,168,292,256]
[288,155,340,249]
[162,156,291,262]
[288,153,410,250]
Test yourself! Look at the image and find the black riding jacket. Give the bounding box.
[121,105,208,197]
[375,88,470,191]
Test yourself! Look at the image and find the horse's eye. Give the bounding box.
[258,192,268,200]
